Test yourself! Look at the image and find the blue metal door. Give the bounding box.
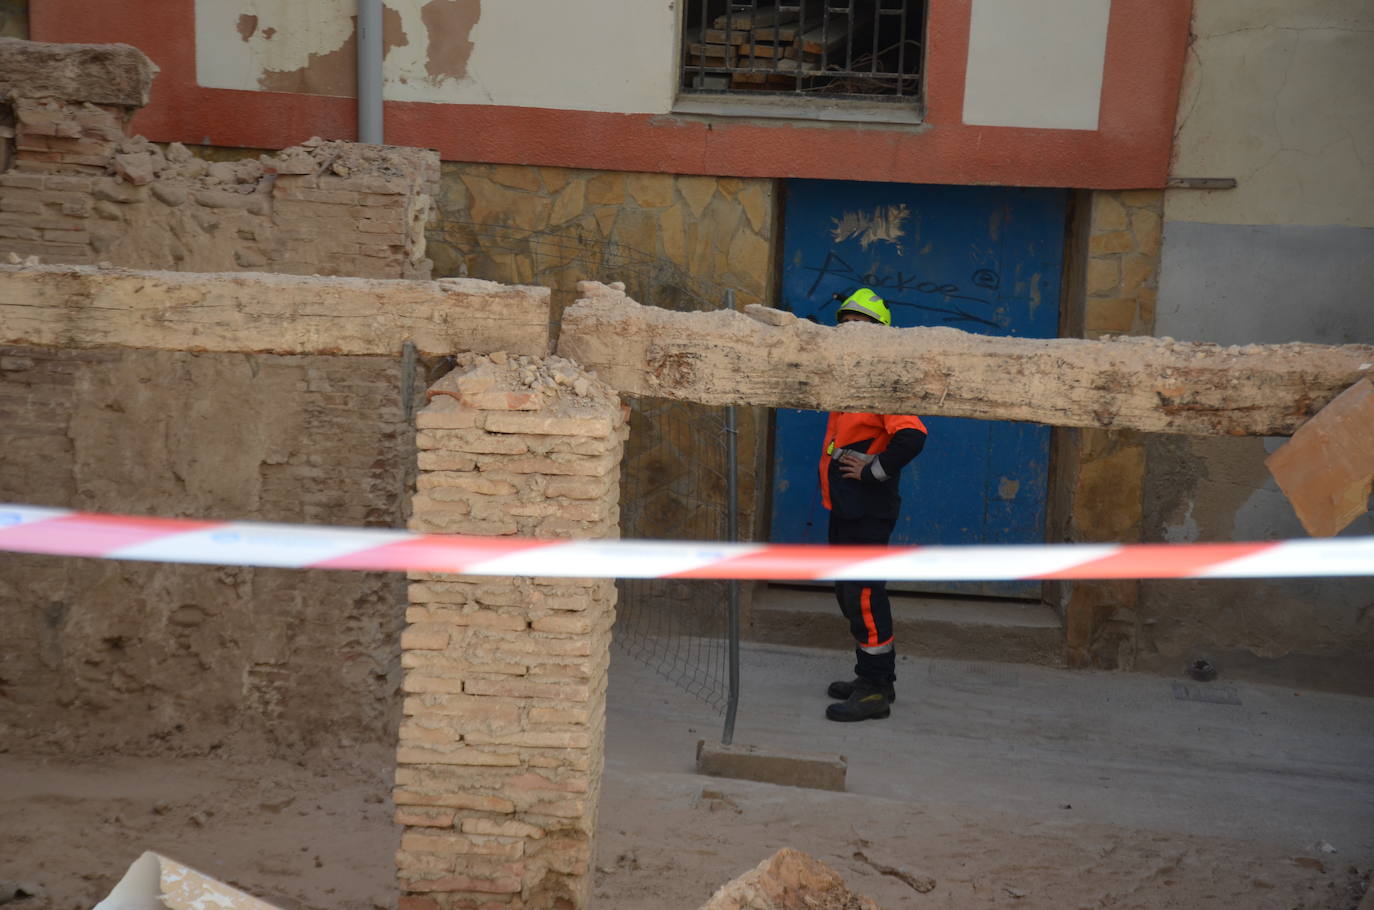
[770,180,1068,598]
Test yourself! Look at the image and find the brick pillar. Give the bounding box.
[396,352,625,910]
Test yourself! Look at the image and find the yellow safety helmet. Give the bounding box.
[836,287,891,326]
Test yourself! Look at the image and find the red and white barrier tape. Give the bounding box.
[1,503,1370,581]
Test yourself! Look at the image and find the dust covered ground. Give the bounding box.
[2,644,1371,910]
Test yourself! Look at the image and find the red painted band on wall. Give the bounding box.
[33,0,1191,188]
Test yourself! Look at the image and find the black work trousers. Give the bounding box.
[828,512,897,683]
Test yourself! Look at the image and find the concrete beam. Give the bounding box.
[557,283,1374,437]
[0,37,156,107]
[0,265,550,358]
[696,740,847,792]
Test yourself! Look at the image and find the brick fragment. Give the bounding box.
[483,412,613,438]
[418,473,518,496]
[395,806,458,828]
[417,396,481,429]
[393,788,515,814]
[501,772,590,795]
[462,390,544,411]
[461,817,546,839]
[417,429,529,455]
[481,453,618,477]
[526,798,588,819]
[397,745,521,767]
[416,452,479,472]
[402,874,522,895]
[401,832,524,858]
[403,694,523,724]
[463,678,591,702]
[543,476,610,500]
[531,614,592,634]
[464,730,591,749]
[402,624,451,651]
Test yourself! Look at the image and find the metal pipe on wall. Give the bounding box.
[357,0,384,144]
[722,288,741,746]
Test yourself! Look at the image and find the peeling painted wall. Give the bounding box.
[194,0,678,114]
[1142,0,1374,694]
[1168,0,1374,229]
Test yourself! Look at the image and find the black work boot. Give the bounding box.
[826,677,895,702]
[825,679,892,722]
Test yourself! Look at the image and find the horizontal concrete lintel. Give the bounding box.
[696,739,847,792]
[0,265,551,358]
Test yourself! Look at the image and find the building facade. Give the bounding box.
[12,0,1373,690]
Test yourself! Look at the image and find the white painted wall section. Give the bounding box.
[195,0,679,114]
[196,0,355,93]
[962,0,1111,131]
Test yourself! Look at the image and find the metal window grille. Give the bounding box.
[681,0,923,99]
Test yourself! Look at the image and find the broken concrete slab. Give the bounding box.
[94,851,283,910]
[699,847,886,910]
[0,37,156,107]
[696,739,847,792]
[1266,378,1374,537]
[556,282,1374,437]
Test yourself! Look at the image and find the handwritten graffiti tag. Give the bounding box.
[803,252,1007,329]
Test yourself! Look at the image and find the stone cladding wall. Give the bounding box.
[398,352,625,910]
[1060,189,1164,668]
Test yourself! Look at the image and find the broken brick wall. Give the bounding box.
[0,39,437,276]
[398,354,624,910]
[0,265,554,756]
[0,346,420,757]
[0,38,484,756]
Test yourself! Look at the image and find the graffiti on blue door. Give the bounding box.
[770,180,1068,597]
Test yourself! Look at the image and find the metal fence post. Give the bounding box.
[722,289,741,745]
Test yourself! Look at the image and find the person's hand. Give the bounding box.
[837,451,867,480]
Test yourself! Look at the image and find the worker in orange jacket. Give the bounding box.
[821,288,928,722]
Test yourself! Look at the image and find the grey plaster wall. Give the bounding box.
[1140,220,1374,694]
[1156,221,1374,345]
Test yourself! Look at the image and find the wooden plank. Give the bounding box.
[753,14,824,42]
[556,285,1374,437]
[795,15,870,56]
[713,6,799,30]
[735,42,796,60]
[1265,379,1374,536]
[686,47,735,66]
[704,27,750,44]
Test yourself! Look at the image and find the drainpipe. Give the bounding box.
[357,0,384,144]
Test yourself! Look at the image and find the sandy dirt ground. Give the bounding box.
[2,644,1371,910]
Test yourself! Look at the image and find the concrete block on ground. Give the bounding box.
[696,740,846,792]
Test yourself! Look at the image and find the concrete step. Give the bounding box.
[744,584,1065,667]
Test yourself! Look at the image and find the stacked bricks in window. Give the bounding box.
[399,352,627,909]
[682,2,873,92]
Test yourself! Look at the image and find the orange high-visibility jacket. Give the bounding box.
[819,411,928,517]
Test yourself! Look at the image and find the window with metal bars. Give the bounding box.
[680,0,924,101]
